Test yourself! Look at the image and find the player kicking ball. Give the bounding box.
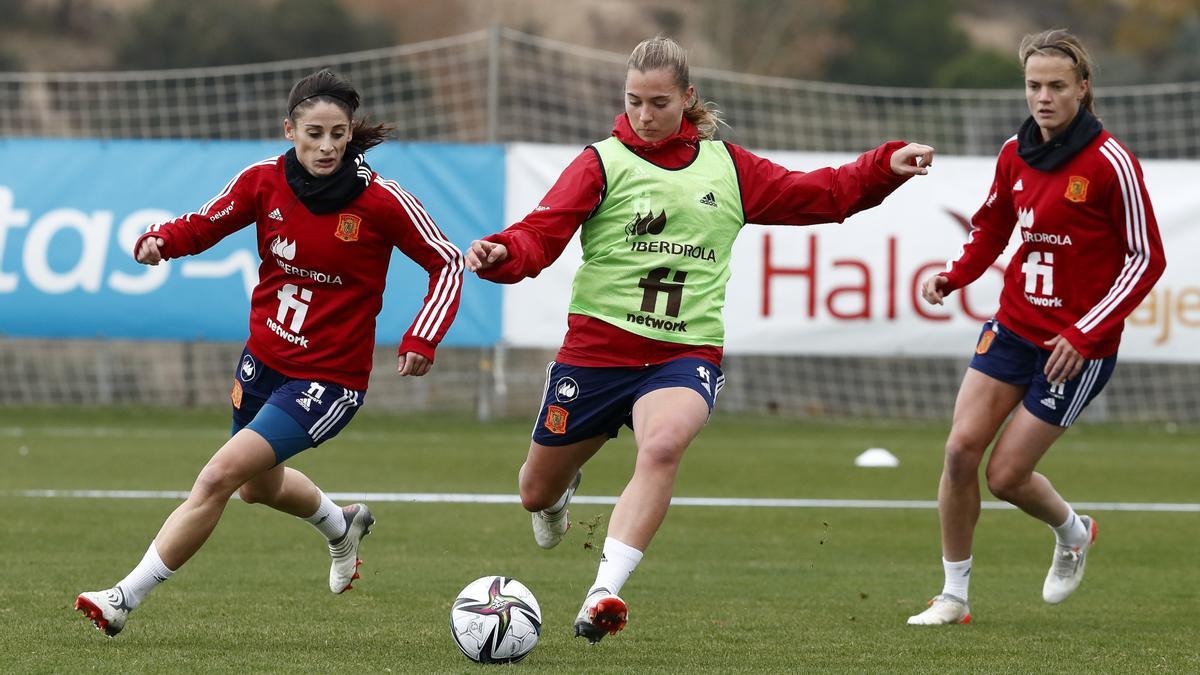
[468,35,933,642]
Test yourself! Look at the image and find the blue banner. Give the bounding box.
[0,139,503,345]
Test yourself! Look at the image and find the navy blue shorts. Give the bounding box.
[969,320,1116,428]
[531,357,724,446]
[230,348,364,464]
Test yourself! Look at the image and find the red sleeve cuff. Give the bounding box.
[875,141,909,185]
[474,232,527,284]
[1060,326,1100,359]
[940,270,964,295]
[133,231,169,260]
[399,336,437,364]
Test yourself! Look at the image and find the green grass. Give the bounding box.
[1,408,1197,673]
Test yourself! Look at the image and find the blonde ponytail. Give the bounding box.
[627,36,725,139]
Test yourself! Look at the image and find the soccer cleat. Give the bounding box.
[75,587,131,637]
[1043,515,1097,604]
[906,594,971,625]
[532,471,582,550]
[328,503,374,594]
[573,589,628,643]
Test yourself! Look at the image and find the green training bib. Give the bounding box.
[569,137,744,346]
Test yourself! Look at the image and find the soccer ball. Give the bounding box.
[449,576,542,664]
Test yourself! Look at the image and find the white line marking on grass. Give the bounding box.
[7,490,1200,513]
[15,489,194,499]
[0,426,464,442]
[0,427,225,439]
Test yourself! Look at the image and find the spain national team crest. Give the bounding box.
[335,214,361,242]
[544,405,569,435]
[1065,176,1089,203]
[976,329,996,355]
[231,379,243,409]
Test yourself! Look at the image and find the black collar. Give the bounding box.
[1016,107,1102,171]
[284,149,372,214]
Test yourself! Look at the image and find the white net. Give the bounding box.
[2,28,1197,423]
[3,28,1199,157]
[0,31,493,141]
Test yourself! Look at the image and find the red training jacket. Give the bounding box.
[478,113,909,367]
[942,132,1165,358]
[135,155,464,390]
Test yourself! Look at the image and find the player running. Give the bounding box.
[908,29,1165,626]
[75,69,463,637]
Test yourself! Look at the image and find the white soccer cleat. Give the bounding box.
[532,471,581,550]
[75,587,131,637]
[1043,515,1097,604]
[907,594,971,625]
[573,588,628,643]
[328,503,374,594]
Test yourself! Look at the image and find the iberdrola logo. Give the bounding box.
[624,210,667,240]
[270,236,297,261]
[1016,207,1035,232]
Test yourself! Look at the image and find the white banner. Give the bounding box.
[502,143,1199,362]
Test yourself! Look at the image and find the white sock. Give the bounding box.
[305,491,347,541]
[941,556,972,602]
[587,537,643,598]
[545,485,571,515]
[115,542,175,609]
[1052,509,1088,546]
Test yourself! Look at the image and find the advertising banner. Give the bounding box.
[0,139,504,346]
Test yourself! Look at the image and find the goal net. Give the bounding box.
[2,28,1196,423]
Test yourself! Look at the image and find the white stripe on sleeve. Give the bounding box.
[376,178,464,342]
[1075,139,1150,334]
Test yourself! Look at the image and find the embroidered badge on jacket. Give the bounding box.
[336,214,362,242]
[1065,176,1089,203]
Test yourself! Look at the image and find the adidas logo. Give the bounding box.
[1012,179,1024,192]
[1040,396,1056,410]
[698,191,718,207]
[268,208,284,221]
[296,396,312,411]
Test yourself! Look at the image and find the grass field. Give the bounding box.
[2,407,1197,673]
